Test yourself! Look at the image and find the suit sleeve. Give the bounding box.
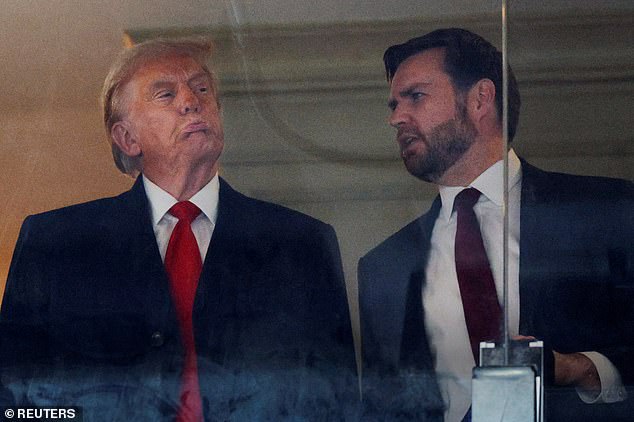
[599,181,634,385]
[252,221,360,419]
[0,216,52,404]
[310,224,360,415]
[1,216,51,357]
[320,224,356,367]
[556,180,634,389]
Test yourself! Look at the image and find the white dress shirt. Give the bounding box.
[143,174,219,262]
[422,150,625,422]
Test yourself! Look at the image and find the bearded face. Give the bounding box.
[399,98,477,183]
[388,48,478,184]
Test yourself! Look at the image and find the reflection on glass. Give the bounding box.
[0,1,632,421]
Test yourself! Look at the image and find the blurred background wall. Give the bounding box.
[1,1,633,345]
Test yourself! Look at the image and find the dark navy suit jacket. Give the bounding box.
[0,177,357,421]
[359,161,634,421]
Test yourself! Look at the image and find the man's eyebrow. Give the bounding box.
[146,72,210,90]
[146,80,174,96]
[398,82,431,98]
[388,82,432,110]
[188,72,211,84]
[149,80,172,89]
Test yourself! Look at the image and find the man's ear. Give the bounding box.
[467,78,496,122]
[111,121,141,157]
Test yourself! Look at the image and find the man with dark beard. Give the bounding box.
[358,28,633,421]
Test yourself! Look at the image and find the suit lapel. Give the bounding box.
[192,178,246,359]
[399,196,442,369]
[195,177,242,309]
[518,160,550,335]
[107,177,176,338]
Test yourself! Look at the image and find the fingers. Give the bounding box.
[512,335,536,341]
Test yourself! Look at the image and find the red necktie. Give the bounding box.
[164,201,203,422]
[454,188,502,364]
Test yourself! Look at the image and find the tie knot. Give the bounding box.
[454,188,481,212]
[169,201,201,223]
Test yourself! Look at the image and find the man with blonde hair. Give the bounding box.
[1,38,356,421]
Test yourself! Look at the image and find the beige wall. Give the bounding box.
[219,13,634,335]
[1,13,632,346]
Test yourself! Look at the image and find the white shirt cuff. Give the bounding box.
[577,351,628,403]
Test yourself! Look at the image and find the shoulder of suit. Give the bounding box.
[20,188,138,241]
[360,216,427,266]
[521,160,634,202]
[219,177,332,231]
[28,193,124,220]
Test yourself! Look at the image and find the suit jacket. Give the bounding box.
[0,177,358,421]
[358,161,634,421]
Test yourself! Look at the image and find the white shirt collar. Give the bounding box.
[142,174,220,226]
[437,149,522,222]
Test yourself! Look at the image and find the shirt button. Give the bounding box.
[151,331,164,347]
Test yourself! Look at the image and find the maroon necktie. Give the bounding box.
[164,201,203,422]
[454,188,502,364]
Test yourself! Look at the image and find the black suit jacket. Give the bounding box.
[0,177,357,421]
[358,161,634,421]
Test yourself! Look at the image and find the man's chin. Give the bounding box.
[181,131,211,143]
[403,158,438,183]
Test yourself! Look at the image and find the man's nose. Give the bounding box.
[179,87,200,114]
[388,105,408,128]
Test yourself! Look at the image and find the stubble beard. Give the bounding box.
[403,103,477,183]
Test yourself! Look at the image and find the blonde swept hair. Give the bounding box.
[100,37,218,176]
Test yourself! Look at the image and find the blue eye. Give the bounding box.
[411,92,424,101]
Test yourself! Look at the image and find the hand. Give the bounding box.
[516,335,602,394]
[553,351,601,393]
[512,335,536,342]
